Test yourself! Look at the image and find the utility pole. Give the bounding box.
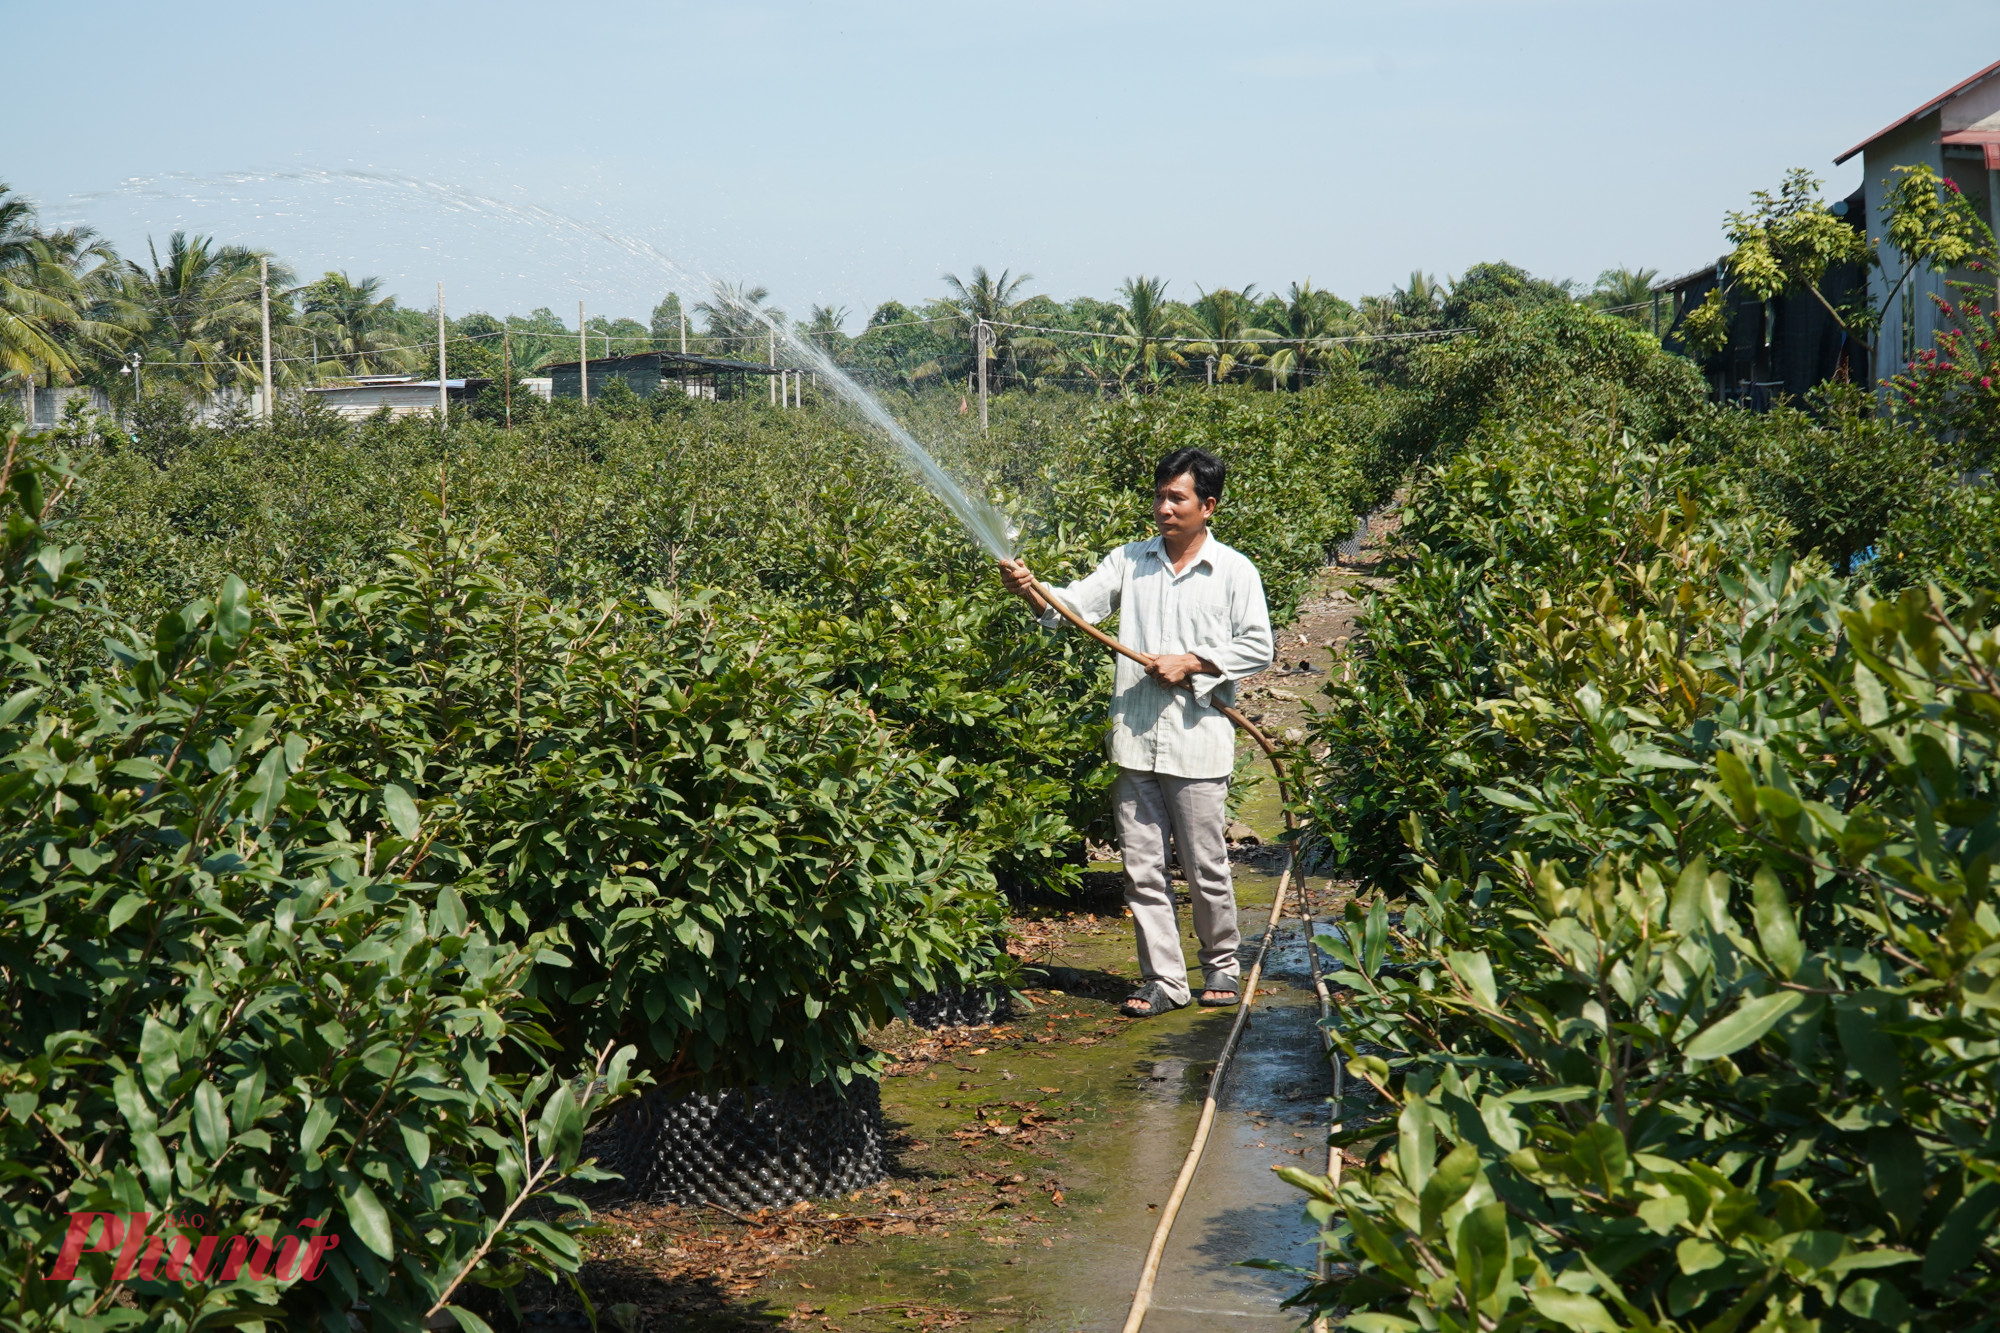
[579,300,589,407]
[260,257,273,423]
[976,321,989,430]
[437,282,448,424]
[768,329,777,406]
[1205,354,1215,387]
[680,310,687,354]
[503,325,512,429]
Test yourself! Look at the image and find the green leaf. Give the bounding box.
[1446,950,1498,1010]
[193,1080,229,1160]
[1398,1097,1437,1194]
[249,745,287,826]
[1669,855,1727,936]
[1453,1201,1509,1303]
[444,1307,497,1333]
[1528,1287,1620,1333]
[1840,1277,1912,1326]
[1567,1122,1629,1195]
[1925,1183,2000,1289]
[1751,865,1803,980]
[301,1100,336,1155]
[382,783,421,840]
[107,893,146,932]
[1686,990,1803,1060]
[1363,897,1389,976]
[341,1176,395,1258]
[1836,993,1904,1093]
[138,1016,180,1101]
[1419,1141,1482,1237]
[1639,1193,1690,1234]
[1677,1236,1725,1275]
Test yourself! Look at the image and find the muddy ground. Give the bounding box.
[520,524,1399,1333]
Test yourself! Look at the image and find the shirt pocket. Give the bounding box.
[1184,592,1229,649]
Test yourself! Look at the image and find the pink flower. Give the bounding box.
[1945,178,1963,194]
[1985,377,1995,390]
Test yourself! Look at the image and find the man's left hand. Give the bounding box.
[1147,652,1219,688]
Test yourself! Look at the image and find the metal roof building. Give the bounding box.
[1834,59,2000,381]
[536,351,780,403]
[303,375,490,420]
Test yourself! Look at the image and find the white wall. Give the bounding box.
[6,385,112,431]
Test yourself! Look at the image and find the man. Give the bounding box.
[999,447,1274,1018]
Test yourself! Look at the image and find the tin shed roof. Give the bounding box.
[1834,59,2000,164]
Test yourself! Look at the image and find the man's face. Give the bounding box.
[1154,471,1217,542]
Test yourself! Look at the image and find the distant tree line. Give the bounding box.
[0,178,1660,414]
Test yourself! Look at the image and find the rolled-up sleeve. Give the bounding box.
[1185,558,1273,706]
[1037,549,1124,629]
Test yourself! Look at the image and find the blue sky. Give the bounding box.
[11,1,1989,328]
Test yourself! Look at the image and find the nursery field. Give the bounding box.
[8,212,2000,1333]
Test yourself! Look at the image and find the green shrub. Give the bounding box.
[0,444,640,1331]
[1286,416,2000,1332]
[263,520,1009,1089]
[1875,476,2000,594]
[1380,303,1709,475]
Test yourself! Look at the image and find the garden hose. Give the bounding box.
[1021,573,1297,819]
[1018,572,1306,1332]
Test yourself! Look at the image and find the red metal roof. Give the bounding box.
[1834,58,2000,164]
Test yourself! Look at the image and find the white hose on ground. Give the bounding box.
[1118,846,1294,1333]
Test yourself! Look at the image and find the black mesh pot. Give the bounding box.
[904,985,1012,1029]
[594,1079,886,1210]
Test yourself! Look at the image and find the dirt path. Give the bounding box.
[552,520,1401,1333]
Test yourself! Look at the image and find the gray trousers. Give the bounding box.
[1114,767,1240,1005]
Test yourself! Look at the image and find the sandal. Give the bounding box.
[1121,980,1187,1019]
[1198,980,1241,1008]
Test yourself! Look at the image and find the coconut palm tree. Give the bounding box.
[1115,275,1178,388]
[1592,266,1659,312]
[1592,266,1661,329]
[301,271,400,375]
[121,233,291,398]
[1180,285,1270,384]
[942,266,1035,382]
[1396,270,1447,321]
[802,304,851,357]
[694,282,782,356]
[1057,320,1131,397]
[1260,281,1351,390]
[0,184,90,390]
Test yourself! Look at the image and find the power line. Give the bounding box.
[985,319,1474,347]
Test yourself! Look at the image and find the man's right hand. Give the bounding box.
[998,557,1038,602]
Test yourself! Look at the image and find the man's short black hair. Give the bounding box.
[1154,448,1226,505]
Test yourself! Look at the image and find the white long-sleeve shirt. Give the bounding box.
[1039,532,1274,780]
